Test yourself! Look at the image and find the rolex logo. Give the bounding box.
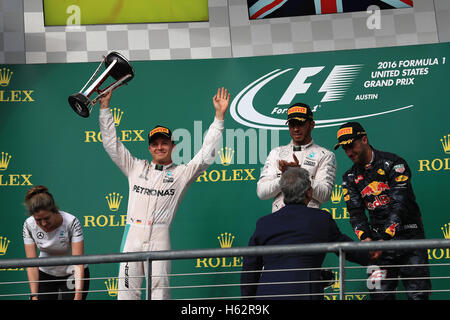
[428,223,450,261]
[441,134,450,154]
[218,147,234,166]
[331,184,343,204]
[105,192,123,211]
[0,152,12,171]
[196,233,242,268]
[442,223,450,239]
[418,134,450,172]
[330,271,340,291]
[0,236,10,256]
[0,152,33,186]
[105,277,118,297]
[111,107,124,127]
[218,232,235,248]
[0,68,13,87]
[0,67,33,102]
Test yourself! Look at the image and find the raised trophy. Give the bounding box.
[68,52,134,118]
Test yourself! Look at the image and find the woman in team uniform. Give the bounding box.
[22,185,90,300]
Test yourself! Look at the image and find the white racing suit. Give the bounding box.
[257,140,337,212]
[100,108,224,300]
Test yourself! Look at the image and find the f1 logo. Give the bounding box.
[278,65,363,105]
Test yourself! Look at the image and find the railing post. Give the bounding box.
[339,248,346,300]
[145,259,152,300]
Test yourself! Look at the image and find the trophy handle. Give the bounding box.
[79,55,107,94]
[91,73,133,105]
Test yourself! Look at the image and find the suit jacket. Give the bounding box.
[241,204,368,300]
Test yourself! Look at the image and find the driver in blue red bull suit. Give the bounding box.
[99,88,230,300]
[335,122,431,300]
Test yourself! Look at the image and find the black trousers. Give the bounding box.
[37,267,90,300]
[368,249,431,300]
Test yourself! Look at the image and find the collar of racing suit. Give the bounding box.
[363,146,375,170]
[360,146,376,170]
[150,162,176,171]
[289,139,314,152]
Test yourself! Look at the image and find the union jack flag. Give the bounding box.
[248,0,413,19]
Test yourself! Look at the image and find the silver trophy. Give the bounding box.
[68,52,134,118]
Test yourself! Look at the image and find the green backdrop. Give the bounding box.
[0,42,449,300]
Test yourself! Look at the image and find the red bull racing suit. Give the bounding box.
[100,108,223,300]
[257,140,337,212]
[342,148,431,300]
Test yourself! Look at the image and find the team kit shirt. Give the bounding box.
[100,108,224,239]
[257,140,337,212]
[342,149,425,241]
[22,211,84,277]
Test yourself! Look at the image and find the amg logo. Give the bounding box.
[132,185,175,196]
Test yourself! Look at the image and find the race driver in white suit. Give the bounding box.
[257,103,337,212]
[99,88,230,300]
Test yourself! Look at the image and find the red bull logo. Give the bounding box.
[385,223,399,237]
[361,181,390,197]
[354,228,364,240]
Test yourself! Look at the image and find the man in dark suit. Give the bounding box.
[241,167,369,300]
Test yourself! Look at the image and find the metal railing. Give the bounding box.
[0,238,449,300]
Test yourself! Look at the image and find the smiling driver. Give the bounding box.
[257,102,337,212]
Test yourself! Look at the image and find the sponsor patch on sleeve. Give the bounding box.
[395,175,409,182]
[385,223,399,237]
[393,164,405,173]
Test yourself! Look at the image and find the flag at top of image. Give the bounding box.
[248,0,413,20]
